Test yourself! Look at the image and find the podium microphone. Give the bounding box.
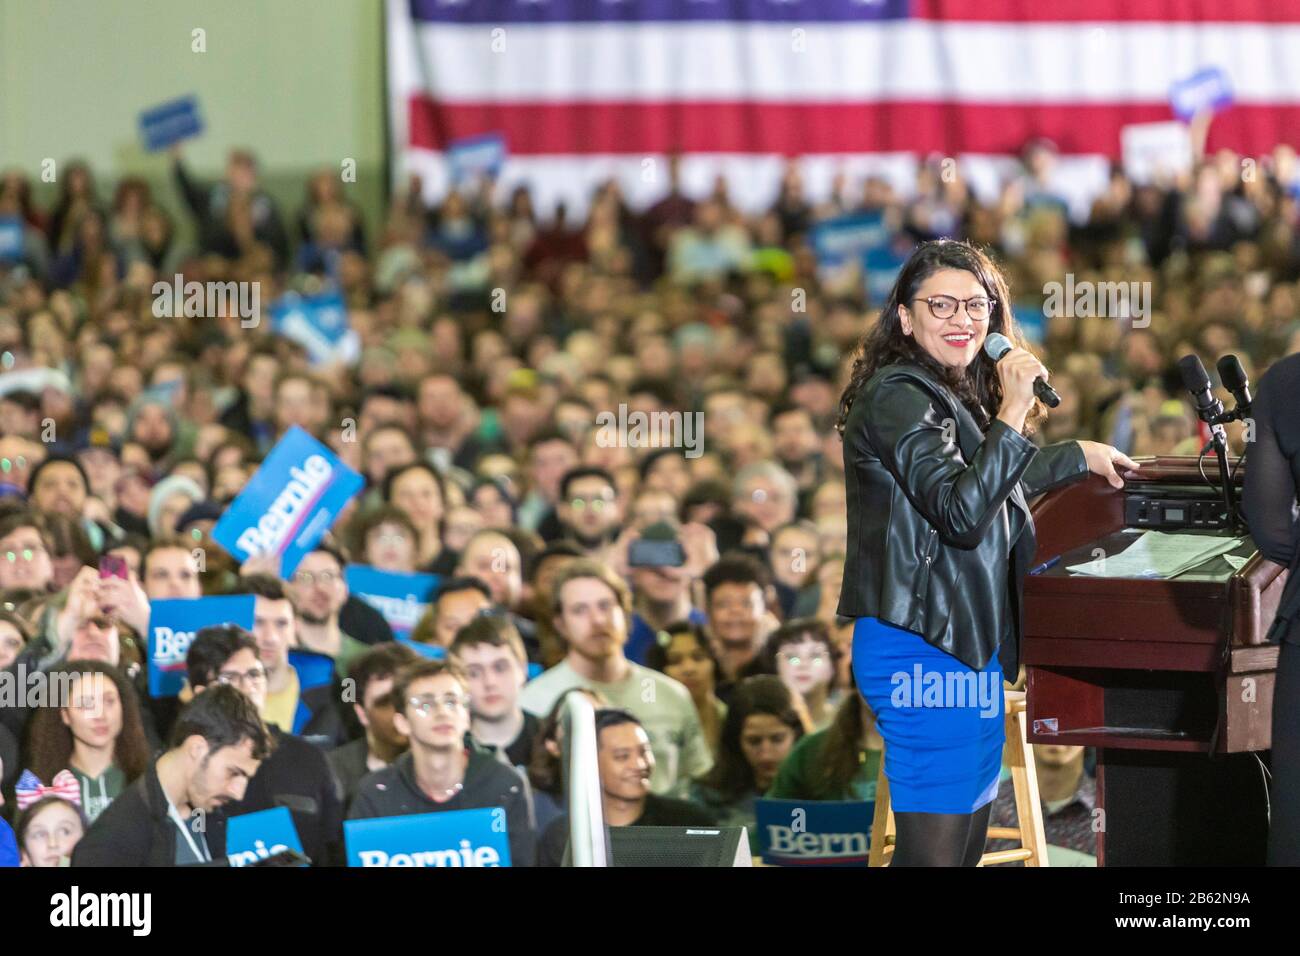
[1177,354,1224,425]
[984,332,1060,408]
[1216,354,1253,415]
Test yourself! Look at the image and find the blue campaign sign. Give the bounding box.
[395,636,447,661]
[139,95,204,152]
[754,798,874,867]
[346,566,440,638]
[863,243,908,307]
[0,216,24,263]
[447,132,507,184]
[809,211,889,268]
[147,595,256,697]
[269,290,359,366]
[226,807,305,867]
[1170,67,1233,122]
[211,426,364,577]
[344,807,511,867]
[1013,303,1046,346]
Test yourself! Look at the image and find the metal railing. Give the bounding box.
[561,691,610,867]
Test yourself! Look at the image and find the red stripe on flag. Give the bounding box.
[410,97,1300,157]
[910,0,1300,21]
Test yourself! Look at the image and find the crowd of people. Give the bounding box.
[0,134,1296,866]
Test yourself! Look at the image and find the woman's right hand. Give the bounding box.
[995,347,1049,431]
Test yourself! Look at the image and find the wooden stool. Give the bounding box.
[867,690,1050,867]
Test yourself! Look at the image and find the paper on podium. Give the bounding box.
[1065,531,1245,579]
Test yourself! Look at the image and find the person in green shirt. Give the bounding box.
[767,687,883,803]
[23,660,152,824]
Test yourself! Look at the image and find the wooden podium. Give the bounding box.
[1024,456,1288,865]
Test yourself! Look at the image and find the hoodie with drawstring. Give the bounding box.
[70,764,126,824]
[348,748,535,867]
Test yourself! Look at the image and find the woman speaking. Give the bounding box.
[835,240,1137,866]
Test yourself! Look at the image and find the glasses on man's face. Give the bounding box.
[569,496,612,512]
[293,570,340,587]
[912,295,995,322]
[217,666,267,688]
[408,693,470,717]
[3,544,47,563]
[373,532,407,546]
[0,456,28,474]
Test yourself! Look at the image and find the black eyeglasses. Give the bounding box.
[910,295,995,322]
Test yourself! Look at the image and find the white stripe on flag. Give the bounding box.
[392,20,1300,103]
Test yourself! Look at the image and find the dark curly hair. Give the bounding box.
[24,661,151,787]
[835,239,1045,438]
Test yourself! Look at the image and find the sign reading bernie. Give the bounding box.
[345,566,440,638]
[147,595,256,698]
[755,798,874,867]
[344,807,511,868]
[226,807,305,867]
[211,426,363,576]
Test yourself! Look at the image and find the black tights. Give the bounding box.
[890,802,992,867]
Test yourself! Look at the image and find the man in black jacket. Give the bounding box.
[329,642,419,811]
[348,658,535,866]
[72,685,271,866]
[185,625,345,866]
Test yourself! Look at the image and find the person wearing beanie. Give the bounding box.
[125,392,184,466]
[146,475,205,540]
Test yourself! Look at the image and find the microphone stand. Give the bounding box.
[1198,408,1244,534]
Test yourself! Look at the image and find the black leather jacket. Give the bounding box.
[837,362,1090,676]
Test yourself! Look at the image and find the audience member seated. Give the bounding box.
[348,659,536,866]
[537,708,716,866]
[691,675,804,853]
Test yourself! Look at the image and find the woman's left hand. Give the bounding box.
[1078,440,1141,489]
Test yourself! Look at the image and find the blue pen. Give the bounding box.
[1029,555,1062,575]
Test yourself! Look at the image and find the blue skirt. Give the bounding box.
[852,616,1004,814]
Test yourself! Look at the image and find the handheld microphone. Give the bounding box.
[984,332,1060,408]
[1177,354,1224,424]
[1215,354,1252,415]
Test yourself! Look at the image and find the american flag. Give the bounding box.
[387,0,1300,214]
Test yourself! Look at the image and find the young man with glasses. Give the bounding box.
[229,573,347,746]
[186,624,344,866]
[348,659,536,867]
[0,511,55,592]
[285,540,371,680]
[556,466,623,558]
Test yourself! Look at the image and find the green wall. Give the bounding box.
[1,0,388,247]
